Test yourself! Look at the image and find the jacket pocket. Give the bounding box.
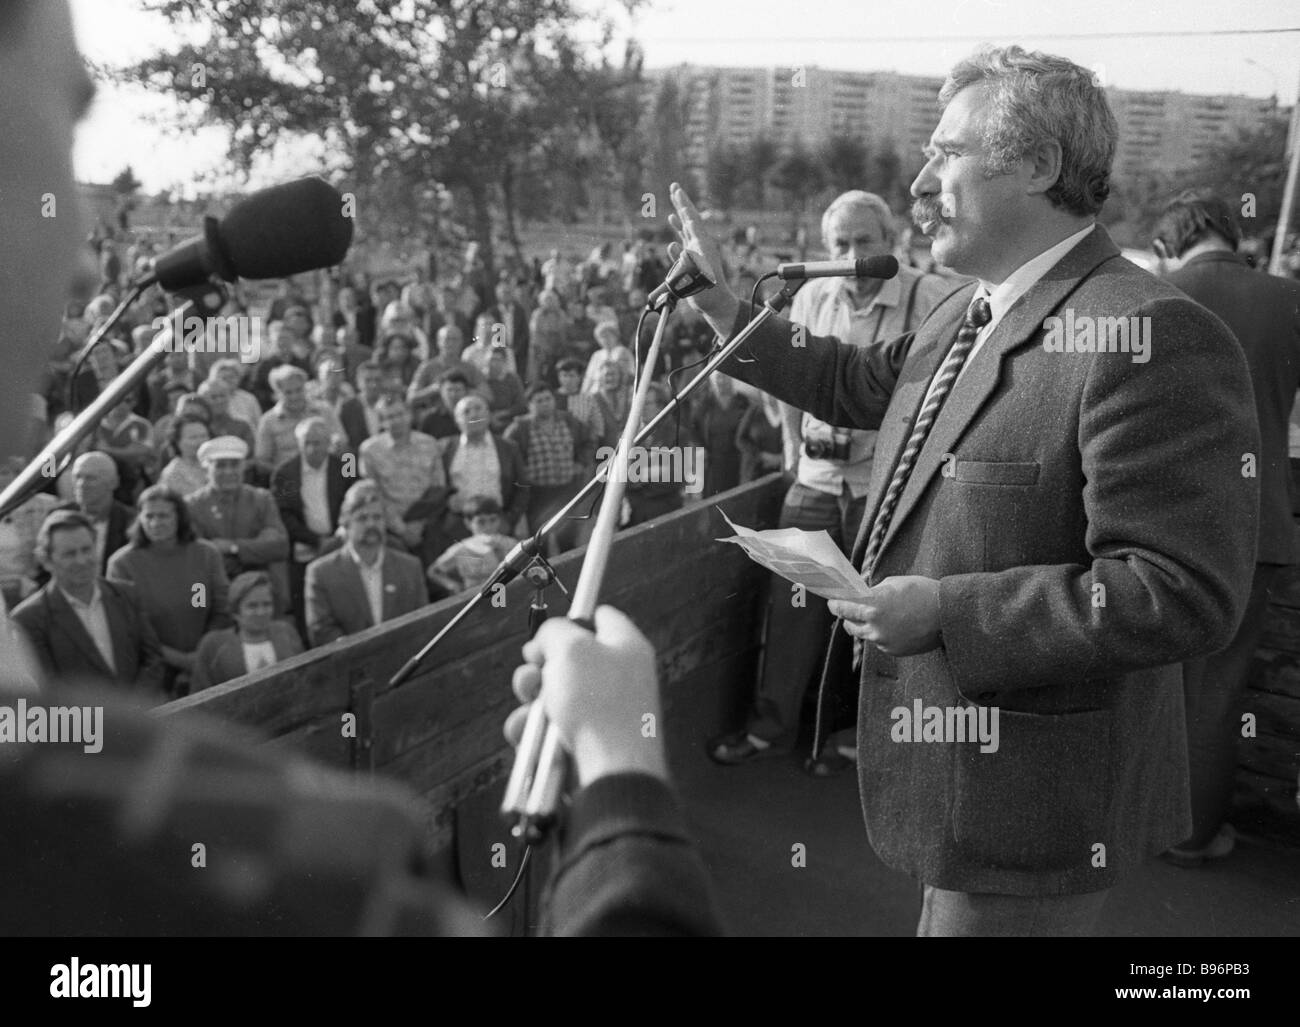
[951,459,1040,486]
[951,706,1110,873]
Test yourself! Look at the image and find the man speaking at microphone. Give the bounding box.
[670,45,1258,936]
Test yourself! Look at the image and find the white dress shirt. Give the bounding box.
[90,517,109,570]
[450,434,503,506]
[60,582,116,674]
[299,458,333,537]
[347,545,386,627]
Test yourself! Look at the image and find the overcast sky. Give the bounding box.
[70,0,1299,193]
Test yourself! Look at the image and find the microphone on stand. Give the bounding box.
[645,248,718,311]
[144,176,355,290]
[775,255,899,281]
[0,177,355,519]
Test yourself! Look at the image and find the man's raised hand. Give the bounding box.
[667,182,741,331]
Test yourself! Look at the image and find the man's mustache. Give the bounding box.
[912,199,946,227]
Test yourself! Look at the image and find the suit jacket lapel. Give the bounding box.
[48,587,114,678]
[859,226,1122,569]
[342,554,374,628]
[100,584,132,676]
[381,559,398,622]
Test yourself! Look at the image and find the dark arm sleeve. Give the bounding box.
[718,300,912,432]
[543,773,723,937]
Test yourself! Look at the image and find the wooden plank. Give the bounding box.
[1245,690,1300,742]
[1246,648,1300,702]
[1232,768,1300,847]
[416,749,514,852]
[1238,730,1300,783]
[1259,603,1300,651]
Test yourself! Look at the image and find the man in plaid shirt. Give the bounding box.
[505,384,590,554]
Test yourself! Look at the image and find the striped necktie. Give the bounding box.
[860,295,992,581]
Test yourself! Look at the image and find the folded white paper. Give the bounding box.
[718,509,872,602]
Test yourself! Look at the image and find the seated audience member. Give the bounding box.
[483,344,527,432]
[330,323,373,380]
[151,392,212,464]
[581,321,635,394]
[0,456,61,609]
[147,349,195,421]
[306,353,354,410]
[106,485,229,698]
[488,278,531,380]
[556,357,605,452]
[207,358,262,432]
[692,373,749,498]
[442,394,528,537]
[408,324,486,416]
[528,289,569,385]
[304,482,428,646]
[376,332,421,388]
[378,301,431,361]
[736,393,785,482]
[250,320,312,411]
[428,495,516,595]
[359,393,450,565]
[462,312,520,378]
[186,435,290,610]
[255,364,344,476]
[196,378,256,452]
[63,451,136,575]
[625,383,686,526]
[505,384,587,554]
[418,370,470,440]
[95,398,156,502]
[338,359,386,452]
[157,414,212,499]
[12,509,165,699]
[591,362,631,452]
[191,570,303,691]
[272,417,349,631]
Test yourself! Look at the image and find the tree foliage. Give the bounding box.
[115,0,645,277]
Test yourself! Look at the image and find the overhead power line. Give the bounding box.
[638,27,1300,44]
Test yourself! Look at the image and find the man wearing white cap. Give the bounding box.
[186,435,290,608]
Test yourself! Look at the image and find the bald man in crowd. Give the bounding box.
[61,451,136,574]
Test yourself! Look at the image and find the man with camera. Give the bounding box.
[709,191,951,774]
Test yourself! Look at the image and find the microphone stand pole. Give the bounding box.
[0,283,227,519]
[501,279,806,840]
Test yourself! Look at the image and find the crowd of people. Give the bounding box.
[2,223,802,701]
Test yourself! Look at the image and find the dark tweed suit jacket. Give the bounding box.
[722,224,1259,895]
[1164,250,1300,565]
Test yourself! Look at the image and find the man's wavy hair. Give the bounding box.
[940,45,1118,217]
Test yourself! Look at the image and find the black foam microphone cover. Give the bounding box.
[217,176,354,279]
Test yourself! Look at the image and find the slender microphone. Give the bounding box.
[146,177,355,291]
[775,255,899,281]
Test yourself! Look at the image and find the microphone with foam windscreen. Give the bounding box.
[147,177,355,291]
[776,255,899,281]
[646,248,717,312]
